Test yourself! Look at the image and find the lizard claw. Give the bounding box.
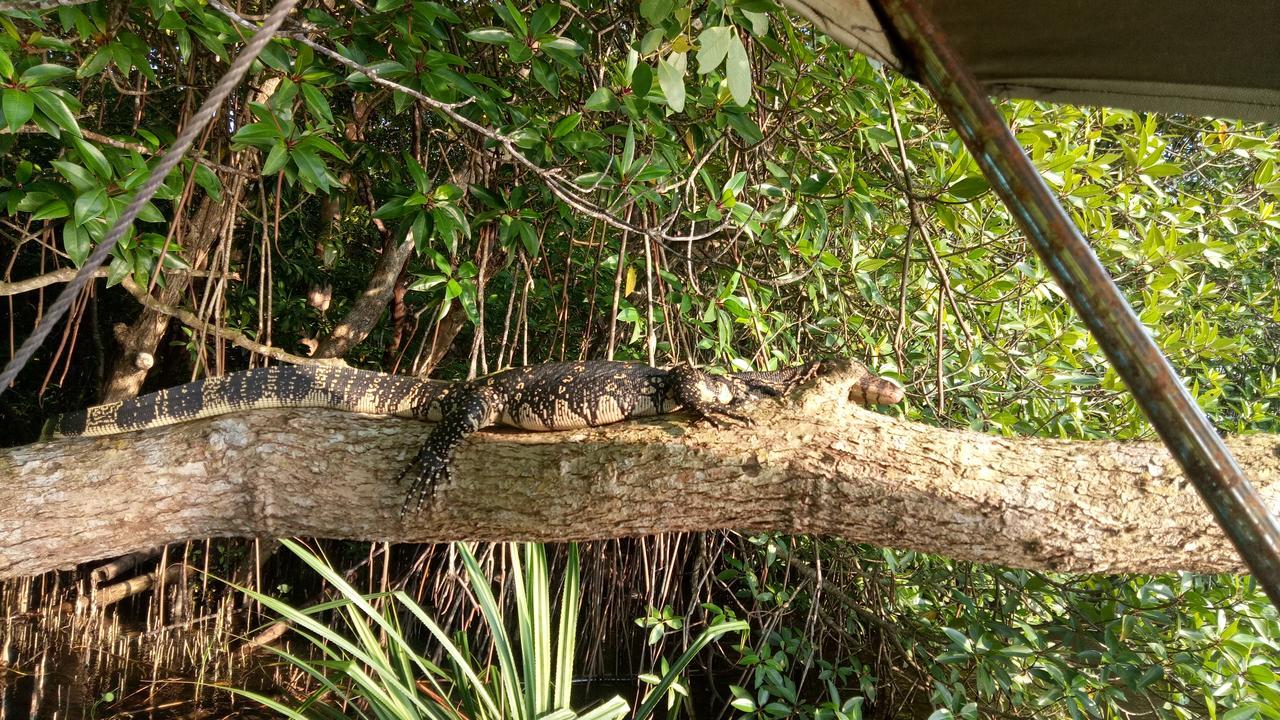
[397,451,452,516]
[695,410,753,429]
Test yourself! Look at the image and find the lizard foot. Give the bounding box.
[694,410,754,429]
[397,450,453,516]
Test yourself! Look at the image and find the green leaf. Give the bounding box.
[0,48,12,80]
[157,11,187,30]
[573,171,615,188]
[722,171,747,196]
[798,170,834,194]
[300,133,347,161]
[508,39,533,64]
[77,48,112,78]
[585,86,615,111]
[1222,705,1260,720]
[256,41,292,73]
[1135,664,1163,689]
[72,136,112,180]
[32,198,70,221]
[517,220,538,255]
[947,175,989,200]
[640,0,674,24]
[529,3,560,36]
[942,627,971,649]
[74,188,107,226]
[193,163,222,202]
[697,26,731,74]
[299,83,334,124]
[372,197,409,219]
[19,63,74,87]
[396,155,425,197]
[106,256,131,287]
[466,28,515,44]
[632,620,748,719]
[2,89,33,132]
[63,223,90,266]
[631,164,668,183]
[230,122,279,149]
[620,123,635,176]
[657,58,685,112]
[631,61,652,96]
[433,183,463,202]
[511,128,542,149]
[171,27,192,61]
[742,10,770,36]
[29,87,81,136]
[723,111,763,145]
[542,37,582,54]
[531,57,560,96]
[30,107,62,138]
[552,113,581,138]
[262,142,289,175]
[136,201,165,224]
[362,60,409,78]
[640,28,664,55]
[291,148,330,192]
[725,33,751,105]
[51,160,97,192]
[496,0,528,35]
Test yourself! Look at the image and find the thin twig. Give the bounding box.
[120,277,342,367]
[0,268,239,296]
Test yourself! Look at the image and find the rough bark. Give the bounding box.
[3,365,1277,580]
[312,234,415,358]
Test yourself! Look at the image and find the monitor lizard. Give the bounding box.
[42,360,904,512]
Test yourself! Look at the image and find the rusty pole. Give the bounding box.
[876,0,1280,603]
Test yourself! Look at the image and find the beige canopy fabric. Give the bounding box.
[782,0,1280,122]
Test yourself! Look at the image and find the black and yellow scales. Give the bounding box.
[43,360,904,511]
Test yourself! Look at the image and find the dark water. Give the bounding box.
[1,574,280,720]
[1,633,280,720]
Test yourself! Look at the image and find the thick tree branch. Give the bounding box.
[3,365,1277,579]
[312,234,416,359]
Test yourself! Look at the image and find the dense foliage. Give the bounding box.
[1,0,1278,718]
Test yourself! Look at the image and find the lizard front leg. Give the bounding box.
[398,386,504,514]
[668,364,754,427]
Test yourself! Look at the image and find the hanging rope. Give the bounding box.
[0,0,299,394]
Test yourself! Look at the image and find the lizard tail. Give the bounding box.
[45,366,441,438]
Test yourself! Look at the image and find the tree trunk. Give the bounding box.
[312,233,415,359]
[100,195,225,402]
[3,364,1277,579]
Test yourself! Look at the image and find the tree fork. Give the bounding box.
[3,363,1277,579]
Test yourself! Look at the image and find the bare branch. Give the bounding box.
[120,277,343,367]
[0,268,239,296]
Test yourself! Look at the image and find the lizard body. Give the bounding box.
[44,360,903,510]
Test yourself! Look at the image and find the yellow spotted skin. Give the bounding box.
[44,359,903,512]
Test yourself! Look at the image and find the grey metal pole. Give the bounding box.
[876,0,1280,604]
